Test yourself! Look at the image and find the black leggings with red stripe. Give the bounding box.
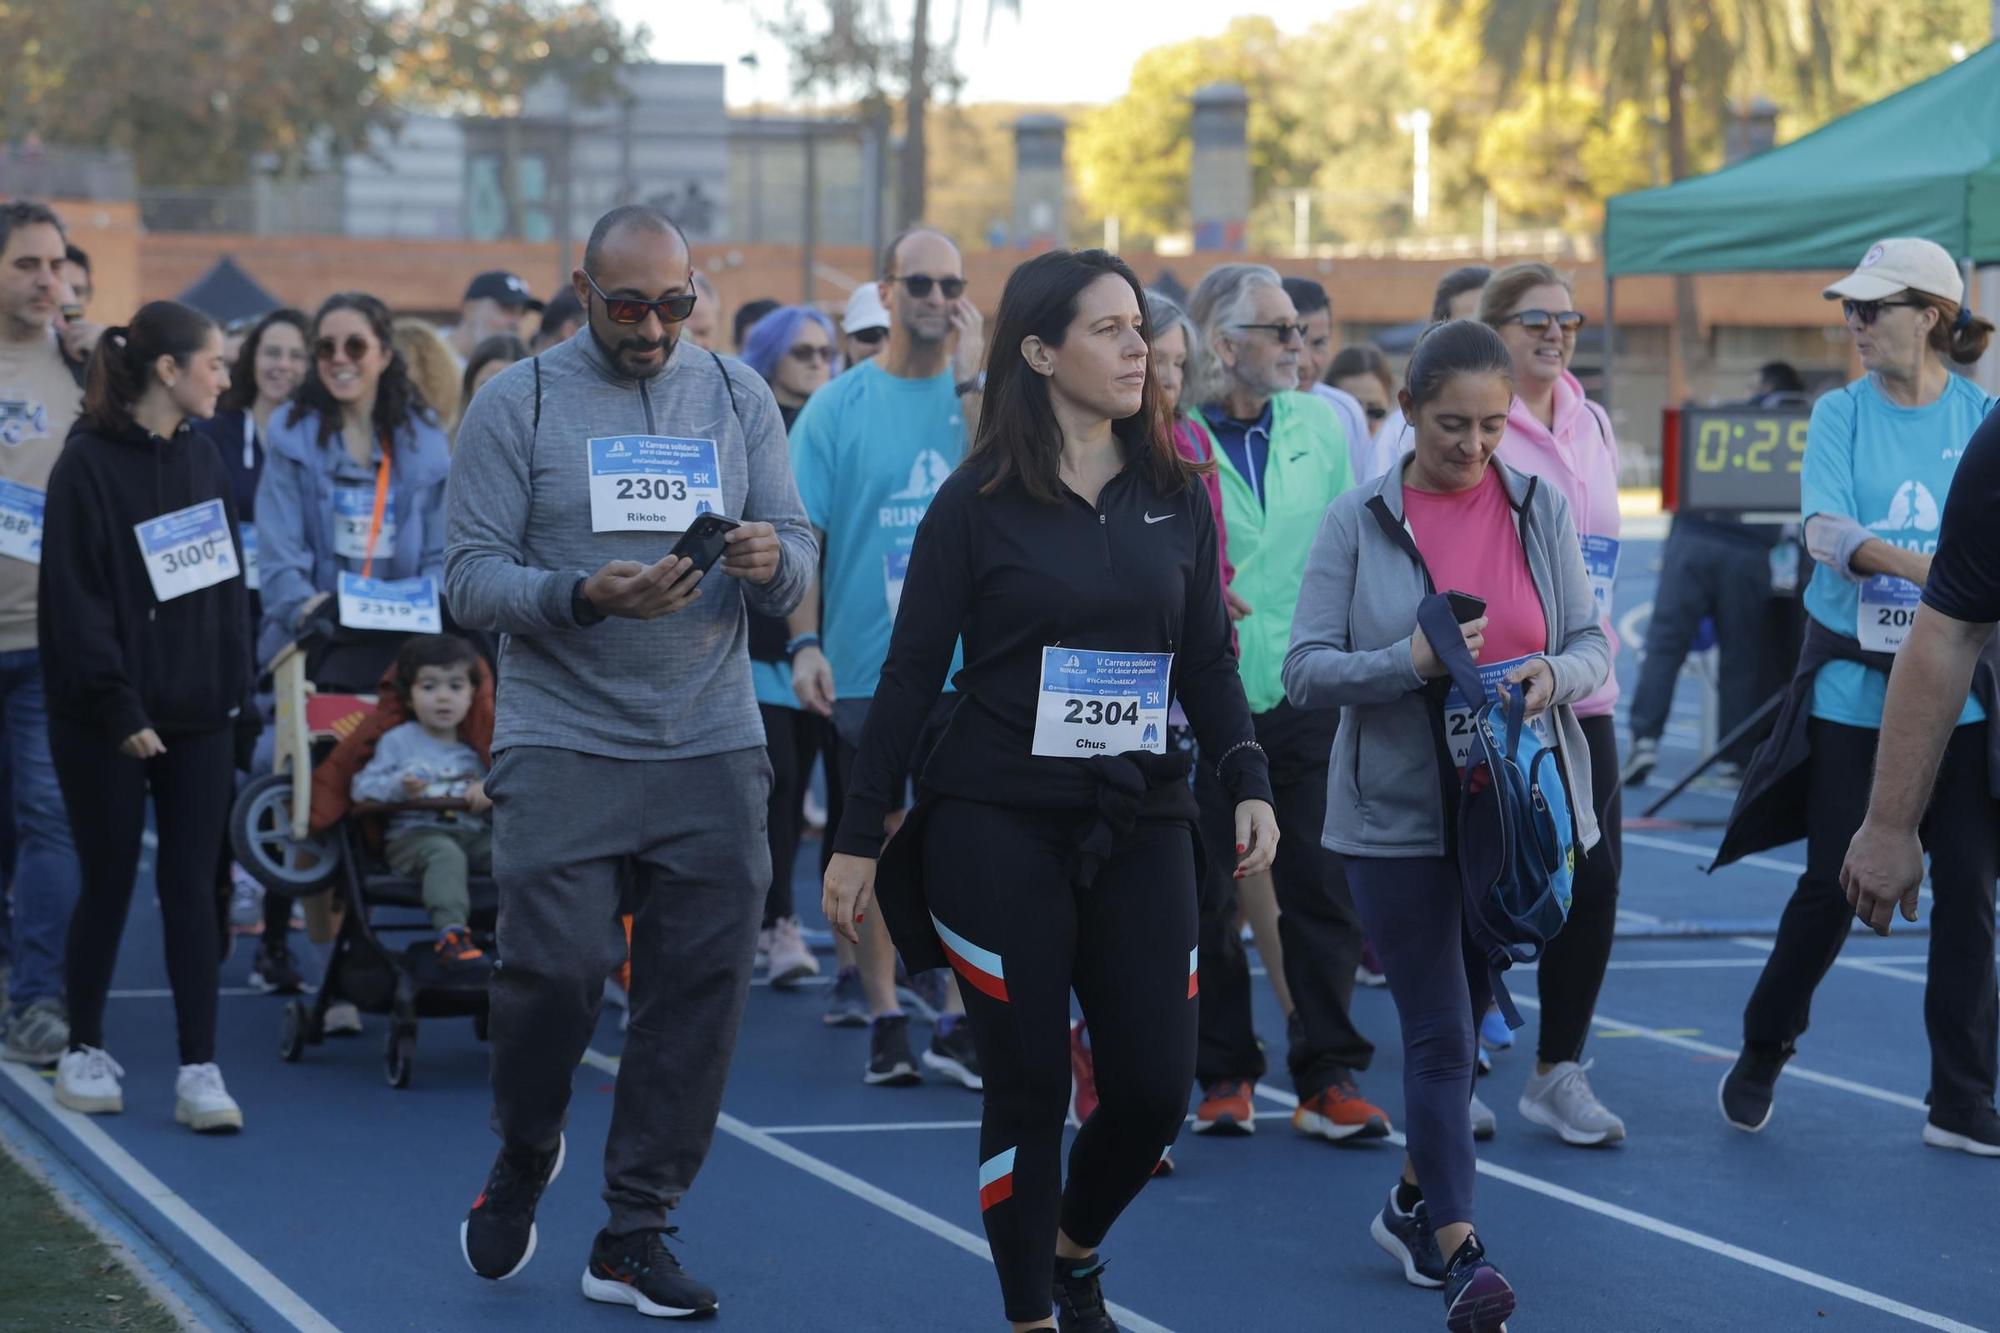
[922,799,1198,1324]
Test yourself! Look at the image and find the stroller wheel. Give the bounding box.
[384,1027,414,1089]
[231,774,340,898]
[279,1001,308,1063]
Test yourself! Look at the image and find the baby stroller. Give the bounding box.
[228,616,497,1089]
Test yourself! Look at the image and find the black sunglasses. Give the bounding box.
[583,271,699,326]
[1363,405,1389,422]
[1235,322,1310,344]
[890,274,965,300]
[787,344,835,365]
[1841,298,1922,327]
[848,326,888,346]
[1502,309,1586,333]
[314,334,375,364]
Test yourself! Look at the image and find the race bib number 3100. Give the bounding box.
[588,435,723,533]
[134,499,239,602]
[1858,575,1920,654]
[1032,648,1173,758]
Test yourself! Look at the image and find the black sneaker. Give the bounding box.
[249,941,305,996]
[1620,736,1659,788]
[864,1013,921,1087]
[1369,1184,1446,1289]
[1442,1235,1516,1333]
[582,1227,719,1318]
[461,1133,565,1280]
[921,1021,983,1089]
[1923,1102,2000,1157]
[1052,1253,1122,1333]
[1718,1044,1792,1133]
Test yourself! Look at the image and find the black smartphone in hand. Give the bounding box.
[669,513,742,577]
[1446,590,1487,624]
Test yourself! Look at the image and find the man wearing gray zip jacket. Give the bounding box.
[446,204,815,1318]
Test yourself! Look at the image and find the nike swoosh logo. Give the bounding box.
[1288,452,1309,462]
[1143,512,1175,524]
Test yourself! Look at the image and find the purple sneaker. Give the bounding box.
[1443,1236,1515,1333]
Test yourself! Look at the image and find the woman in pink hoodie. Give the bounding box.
[1482,262,1629,1149]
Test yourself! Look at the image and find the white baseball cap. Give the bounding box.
[1823,237,1964,305]
[842,282,891,334]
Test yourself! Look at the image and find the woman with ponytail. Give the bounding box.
[41,300,257,1133]
[255,293,451,678]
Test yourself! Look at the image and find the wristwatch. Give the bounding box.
[955,371,986,398]
[571,575,605,627]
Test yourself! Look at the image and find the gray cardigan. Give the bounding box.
[1282,458,1609,859]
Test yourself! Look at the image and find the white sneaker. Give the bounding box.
[54,1046,124,1115]
[1469,1092,1496,1142]
[765,916,821,989]
[228,868,265,933]
[323,1001,363,1036]
[175,1063,243,1133]
[1519,1059,1627,1146]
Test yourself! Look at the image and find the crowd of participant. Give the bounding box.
[0,190,1995,1333]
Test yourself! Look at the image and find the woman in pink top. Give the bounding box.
[1481,261,1628,1149]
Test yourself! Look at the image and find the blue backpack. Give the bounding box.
[1416,594,1577,1029]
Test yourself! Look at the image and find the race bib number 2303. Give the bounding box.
[587,435,724,533]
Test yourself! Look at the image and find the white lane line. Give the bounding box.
[760,1120,983,1135]
[0,1062,341,1333]
[757,1112,1287,1136]
[582,1050,1176,1333]
[113,988,263,1000]
[1603,955,1919,971]
[1509,996,1930,1113]
[1723,936,1931,984]
[1624,831,1807,876]
[1251,1082,1979,1332]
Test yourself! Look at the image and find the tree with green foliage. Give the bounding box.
[0,0,639,187]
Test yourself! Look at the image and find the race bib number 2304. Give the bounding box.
[1032,648,1173,758]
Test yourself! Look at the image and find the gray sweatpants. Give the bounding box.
[485,744,772,1236]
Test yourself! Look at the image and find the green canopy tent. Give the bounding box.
[1600,41,2000,401]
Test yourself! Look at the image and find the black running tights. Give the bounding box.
[922,799,1197,1324]
[53,721,234,1066]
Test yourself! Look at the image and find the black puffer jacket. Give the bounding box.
[39,415,257,740]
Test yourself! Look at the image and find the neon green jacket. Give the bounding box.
[1190,391,1355,713]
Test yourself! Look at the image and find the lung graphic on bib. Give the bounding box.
[1867,481,1941,532]
[890,450,954,502]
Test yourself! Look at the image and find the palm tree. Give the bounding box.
[899,0,1021,225]
[1460,0,1837,396]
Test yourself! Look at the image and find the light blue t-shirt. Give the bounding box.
[752,659,795,710]
[1803,374,1994,728]
[789,360,966,700]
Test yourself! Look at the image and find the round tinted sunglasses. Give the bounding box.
[1501,309,1586,333]
[583,271,699,326]
[890,274,966,300]
[787,344,835,365]
[314,334,375,363]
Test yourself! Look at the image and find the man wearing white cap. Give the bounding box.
[841,282,891,366]
[1716,237,2000,1154]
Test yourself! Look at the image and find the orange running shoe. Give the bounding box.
[1292,1078,1392,1142]
[1191,1079,1257,1136]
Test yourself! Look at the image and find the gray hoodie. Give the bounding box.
[445,330,815,760]
[1282,458,1609,859]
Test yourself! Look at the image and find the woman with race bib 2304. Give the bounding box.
[1716,238,2000,1155]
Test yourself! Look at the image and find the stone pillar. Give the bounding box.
[1190,83,1250,252]
[1011,115,1068,251]
[1724,97,1779,164]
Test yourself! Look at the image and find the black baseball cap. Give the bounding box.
[463,270,541,311]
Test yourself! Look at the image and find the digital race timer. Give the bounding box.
[1676,406,1810,513]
